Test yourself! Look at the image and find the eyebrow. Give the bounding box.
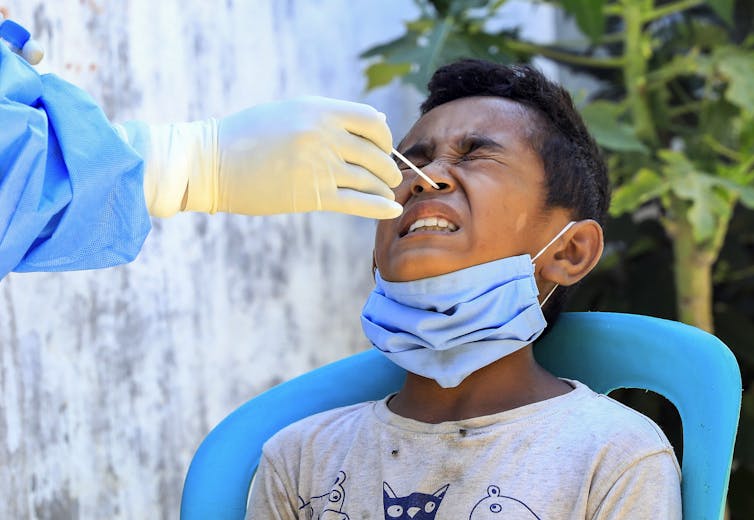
[394,134,506,163]
[459,134,506,153]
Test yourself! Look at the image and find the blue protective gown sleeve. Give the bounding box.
[0,42,151,280]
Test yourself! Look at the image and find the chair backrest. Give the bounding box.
[180,312,741,520]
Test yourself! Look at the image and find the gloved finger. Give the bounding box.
[336,132,402,188]
[329,189,403,219]
[321,97,394,154]
[335,163,397,201]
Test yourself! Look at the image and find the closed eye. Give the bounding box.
[458,151,502,165]
[458,135,505,157]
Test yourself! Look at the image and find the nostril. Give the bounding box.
[436,182,450,190]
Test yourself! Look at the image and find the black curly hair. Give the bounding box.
[420,59,610,326]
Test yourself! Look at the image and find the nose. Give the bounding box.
[408,161,453,196]
[407,506,421,517]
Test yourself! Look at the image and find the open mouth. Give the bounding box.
[401,216,459,237]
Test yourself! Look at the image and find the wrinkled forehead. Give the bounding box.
[399,96,538,152]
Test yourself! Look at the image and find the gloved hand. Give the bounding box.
[116,96,404,219]
[0,15,44,64]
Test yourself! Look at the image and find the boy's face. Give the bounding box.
[375,96,567,282]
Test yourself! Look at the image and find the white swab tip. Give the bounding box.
[22,39,44,65]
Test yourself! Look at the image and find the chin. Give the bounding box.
[379,257,469,282]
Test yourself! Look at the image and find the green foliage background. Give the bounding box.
[362,1,753,516]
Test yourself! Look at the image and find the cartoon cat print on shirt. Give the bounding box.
[468,485,541,520]
[298,470,350,520]
[383,481,450,519]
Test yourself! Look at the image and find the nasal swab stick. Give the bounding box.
[392,148,441,190]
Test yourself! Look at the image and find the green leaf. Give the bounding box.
[688,187,732,243]
[646,53,700,86]
[420,17,456,82]
[580,101,649,154]
[660,151,735,243]
[658,149,696,181]
[714,48,754,113]
[360,18,456,93]
[667,150,754,220]
[706,0,734,26]
[364,62,413,89]
[737,185,754,209]
[359,32,421,60]
[711,172,754,210]
[610,168,669,216]
[406,18,435,33]
[560,0,606,42]
[741,117,754,152]
[460,31,521,63]
[699,99,743,151]
[715,159,754,187]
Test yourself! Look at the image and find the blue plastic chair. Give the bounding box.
[180,312,742,520]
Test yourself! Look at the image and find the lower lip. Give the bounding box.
[400,229,459,239]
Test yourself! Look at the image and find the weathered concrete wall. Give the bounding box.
[0,1,422,518]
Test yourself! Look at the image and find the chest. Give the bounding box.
[295,429,595,520]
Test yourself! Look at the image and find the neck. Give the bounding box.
[387,346,571,423]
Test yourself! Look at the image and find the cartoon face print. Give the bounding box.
[298,471,350,520]
[468,485,541,520]
[383,481,449,519]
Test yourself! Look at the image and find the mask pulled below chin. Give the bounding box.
[360,255,547,388]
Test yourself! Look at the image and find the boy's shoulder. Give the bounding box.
[560,380,676,459]
[261,399,378,453]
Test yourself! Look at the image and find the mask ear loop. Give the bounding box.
[531,221,576,263]
[531,221,576,308]
[539,284,559,308]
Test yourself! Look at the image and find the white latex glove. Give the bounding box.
[0,15,44,64]
[116,96,403,219]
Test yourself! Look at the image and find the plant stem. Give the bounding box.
[665,192,733,332]
[642,0,705,23]
[667,100,703,118]
[703,136,742,162]
[666,199,715,332]
[622,1,658,145]
[505,40,624,68]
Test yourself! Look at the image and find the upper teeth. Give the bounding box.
[408,217,458,234]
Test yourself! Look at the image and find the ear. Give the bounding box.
[538,219,603,287]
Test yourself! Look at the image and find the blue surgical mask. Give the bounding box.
[360,222,575,388]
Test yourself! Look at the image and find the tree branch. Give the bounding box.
[642,0,706,23]
[703,136,742,162]
[505,40,624,68]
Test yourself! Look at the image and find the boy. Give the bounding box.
[247,59,681,519]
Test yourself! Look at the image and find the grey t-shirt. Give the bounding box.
[247,380,681,519]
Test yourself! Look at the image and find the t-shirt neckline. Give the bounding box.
[372,379,593,435]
